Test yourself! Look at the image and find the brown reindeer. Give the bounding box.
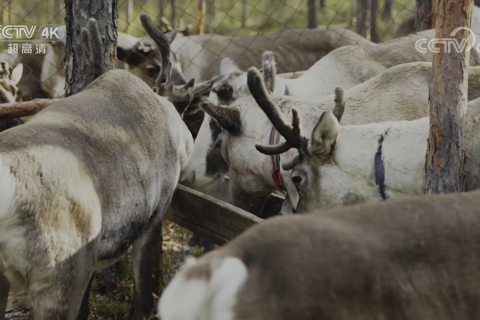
[159,189,480,320]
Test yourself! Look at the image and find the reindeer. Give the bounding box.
[0,14,193,320]
[252,71,480,213]
[185,65,480,215]
[207,29,476,106]
[119,27,371,89]
[158,189,480,320]
[0,61,24,132]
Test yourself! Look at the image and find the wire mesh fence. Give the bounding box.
[0,0,420,102]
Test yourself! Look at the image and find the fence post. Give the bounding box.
[425,0,473,194]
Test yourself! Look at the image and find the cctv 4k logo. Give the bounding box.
[0,24,65,42]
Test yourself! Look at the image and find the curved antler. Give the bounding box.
[247,67,305,154]
[140,13,171,95]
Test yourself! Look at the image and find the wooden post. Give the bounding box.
[370,0,379,42]
[356,0,368,36]
[425,0,473,194]
[196,0,205,34]
[308,0,318,29]
[64,0,118,96]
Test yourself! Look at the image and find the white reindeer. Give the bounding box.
[187,64,480,215]
[252,69,480,213]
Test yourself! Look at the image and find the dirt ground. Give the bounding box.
[4,222,191,320]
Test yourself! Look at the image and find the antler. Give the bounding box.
[81,18,107,79]
[140,13,172,95]
[247,67,305,156]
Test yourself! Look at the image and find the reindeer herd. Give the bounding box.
[1,7,480,320]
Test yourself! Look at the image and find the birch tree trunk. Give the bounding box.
[64,0,118,96]
[425,0,473,194]
[308,0,317,28]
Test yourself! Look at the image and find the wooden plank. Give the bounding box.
[166,184,263,245]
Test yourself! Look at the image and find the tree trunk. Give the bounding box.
[242,0,247,27]
[425,0,473,194]
[381,0,392,20]
[206,0,216,33]
[171,0,176,24]
[64,0,118,97]
[415,0,432,30]
[370,0,379,42]
[126,0,134,33]
[308,0,317,29]
[356,0,368,36]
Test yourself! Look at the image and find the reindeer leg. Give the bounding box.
[132,210,165,320]
[76,276,93,320]
[28,245,95,320]
[0,274,10,320]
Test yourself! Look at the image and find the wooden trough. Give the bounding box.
[166,184,285,245]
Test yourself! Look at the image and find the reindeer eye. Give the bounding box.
[291,171,307,188]
[146,65,160,78]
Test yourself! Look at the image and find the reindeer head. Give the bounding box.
[249,67,345,214]
[208,51,285,106]
[117,14,186,90]
[0,61,24,132]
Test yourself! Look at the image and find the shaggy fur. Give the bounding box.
[159,189,480,320]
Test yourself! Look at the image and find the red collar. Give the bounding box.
[269,127,283,189]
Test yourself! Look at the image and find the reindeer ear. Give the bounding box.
[262,51,276,94]
[10,63,23,85]
[220,57,242,75]
[199,99,241,135]
[310,111,340,156]
[185,78,195,91]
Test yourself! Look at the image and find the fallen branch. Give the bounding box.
[0,99,61,120]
